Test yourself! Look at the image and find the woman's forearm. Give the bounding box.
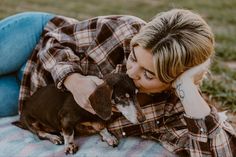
[175,78,210,119]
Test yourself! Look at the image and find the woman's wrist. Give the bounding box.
[174,77,192,100]
[174,77,211,119]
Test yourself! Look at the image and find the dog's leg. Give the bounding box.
[31,122,64,145]
[99,128,119,147]
[37,131,64,145]
[20,115,64,145]
[63,129,78,154]
[61,128,78,154]
[60,115,79,154]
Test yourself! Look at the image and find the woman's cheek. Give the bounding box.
[138,79,152,90]
[126,60,131,70]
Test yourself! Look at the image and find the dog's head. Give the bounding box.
[89,73,146,124]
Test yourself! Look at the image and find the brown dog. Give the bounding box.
[13,73,146,155]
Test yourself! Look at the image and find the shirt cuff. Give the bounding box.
[50,62,82,90]
[184,106,221,142]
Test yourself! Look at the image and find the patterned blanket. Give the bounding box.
[0,115,177,157]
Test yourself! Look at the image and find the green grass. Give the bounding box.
[201,60,236,112]
[1,0,236,112]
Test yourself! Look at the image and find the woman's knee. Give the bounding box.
[0,75,20,117]
[0,12,55,75]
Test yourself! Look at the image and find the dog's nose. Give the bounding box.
[137,112,146,123]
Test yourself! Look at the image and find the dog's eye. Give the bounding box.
[125,93,130,98]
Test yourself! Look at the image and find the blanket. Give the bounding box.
[0,115,177,157]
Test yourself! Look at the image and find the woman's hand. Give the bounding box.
[64,73,104,114]
[172,58,211,88]
[171,59,211,119]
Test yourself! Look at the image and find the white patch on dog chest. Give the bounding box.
[116,103,138,124]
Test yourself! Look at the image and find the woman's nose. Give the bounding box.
[126,65,140,80]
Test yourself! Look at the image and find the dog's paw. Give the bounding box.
[65,143,79,155]
[49,135,64,145]
[38,132,64,145]
[102,134,119,147]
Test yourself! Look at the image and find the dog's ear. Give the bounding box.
[89,82,113,121]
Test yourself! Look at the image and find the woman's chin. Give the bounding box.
[138,89,150,94]
[138,88,163,94]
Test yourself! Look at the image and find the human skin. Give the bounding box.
[65,45,211,118]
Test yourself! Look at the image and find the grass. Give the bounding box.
[1,0,236,112]
[202,60,236,112]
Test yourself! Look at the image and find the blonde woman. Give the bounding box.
[0,9,235,156]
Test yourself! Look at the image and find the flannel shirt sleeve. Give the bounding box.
[183,106,236,157]
[37,26,83,89]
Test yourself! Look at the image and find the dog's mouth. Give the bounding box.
[114,96,146,124]
[111,106,119,112]
[131,96,146,123]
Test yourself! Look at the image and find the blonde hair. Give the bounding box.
[131,9,215,83]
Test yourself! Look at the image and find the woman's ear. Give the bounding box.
[89,82,113,121]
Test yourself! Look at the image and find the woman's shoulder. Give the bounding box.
[46,14,146,31]
[94,15,147,26]
[52,14,146,23]
[96,14,145,21]
[44,15,80,30]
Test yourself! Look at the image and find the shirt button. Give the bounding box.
[122,132,126,136]
[156,121,160,125]
[200,128,204,132]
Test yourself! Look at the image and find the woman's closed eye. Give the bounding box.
[128,53,154,80]
[144,70,154,80]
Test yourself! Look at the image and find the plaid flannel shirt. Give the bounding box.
[19,15,236,157]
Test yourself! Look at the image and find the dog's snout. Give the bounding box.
[132,96,146,123]
[137,111,146,123]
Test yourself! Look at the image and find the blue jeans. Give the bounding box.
[0,12,54,117]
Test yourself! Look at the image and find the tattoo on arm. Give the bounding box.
[176,81,185,101]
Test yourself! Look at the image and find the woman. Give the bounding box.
[0,9,235,156]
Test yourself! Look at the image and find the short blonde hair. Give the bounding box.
[131,9,215,83]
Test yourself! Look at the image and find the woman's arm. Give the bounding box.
[172,59,211,119]
[172,59,236,156]
[174,78,210,119]
[37,15,145,114]
[37,22,104,114]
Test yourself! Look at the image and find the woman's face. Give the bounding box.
[126,45,170,93]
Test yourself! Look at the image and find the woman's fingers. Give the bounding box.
[74,96,96,114]
[64,73,104,115]
[172,59,211,88]
[185,59,211,78]
[83,102,96,114]
[86,75,104,85]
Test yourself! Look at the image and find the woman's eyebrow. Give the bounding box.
[131,47,137,60]
[145,69,155,76]
[132,47,155,76]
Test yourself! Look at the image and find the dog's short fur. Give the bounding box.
[13,73,146,154]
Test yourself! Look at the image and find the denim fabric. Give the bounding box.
[0,12,54,117]
[0,12,54,75]
[17,62,26,82]
[0,75,20,117]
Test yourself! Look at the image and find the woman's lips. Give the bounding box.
[134,83,148,93]
[134,81,144,91]
[133,81,140,88]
